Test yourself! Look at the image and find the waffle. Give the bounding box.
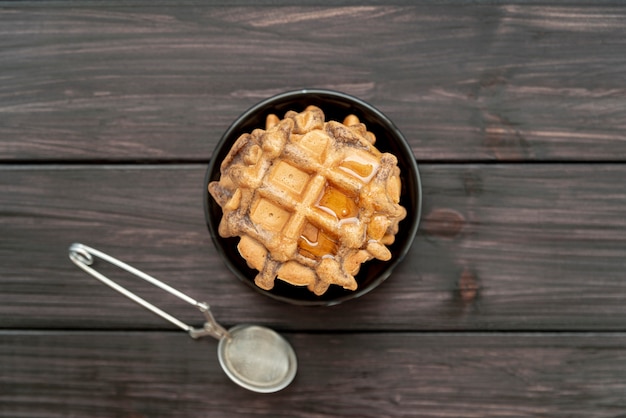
[209,106,406,295]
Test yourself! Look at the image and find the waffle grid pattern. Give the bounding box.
[209,106,406,295]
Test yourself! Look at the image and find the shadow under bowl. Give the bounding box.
[204,89,422,306]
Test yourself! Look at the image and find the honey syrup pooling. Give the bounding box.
[297,149,379,261]
[298,185,359,260]
[338,150,380,183]
[298,221,337,260]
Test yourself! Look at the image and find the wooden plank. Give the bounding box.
[6,0,626,7]
[2,164,626,331]
[1,5,625,161]
[1,330,625,417]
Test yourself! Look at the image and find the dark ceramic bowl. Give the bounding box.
[204,89,421,306]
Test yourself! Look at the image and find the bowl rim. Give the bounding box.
[204,88,422,306]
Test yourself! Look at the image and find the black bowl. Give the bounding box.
[204,89,421,306]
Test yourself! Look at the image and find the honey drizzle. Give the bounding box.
[298,222,338,260]
[316,186,358,220]
[337,152,380,183]
[297,184,360,260]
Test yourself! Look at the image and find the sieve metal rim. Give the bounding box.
[218,324,297,394]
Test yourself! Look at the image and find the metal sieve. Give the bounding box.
[68,243,297,393]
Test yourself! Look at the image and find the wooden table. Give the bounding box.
[2,1,626,416]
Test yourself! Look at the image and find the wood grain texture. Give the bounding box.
[1,331,626,418]
[2,164,626,331]
[1,5,625,161]
[2,2,626,416]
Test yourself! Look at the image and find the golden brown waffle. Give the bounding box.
[209,106,407,295]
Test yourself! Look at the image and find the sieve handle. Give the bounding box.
[68,243,229,340]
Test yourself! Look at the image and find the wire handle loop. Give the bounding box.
[68,243,229,340]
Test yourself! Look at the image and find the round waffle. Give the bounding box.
[209,106,407,296]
